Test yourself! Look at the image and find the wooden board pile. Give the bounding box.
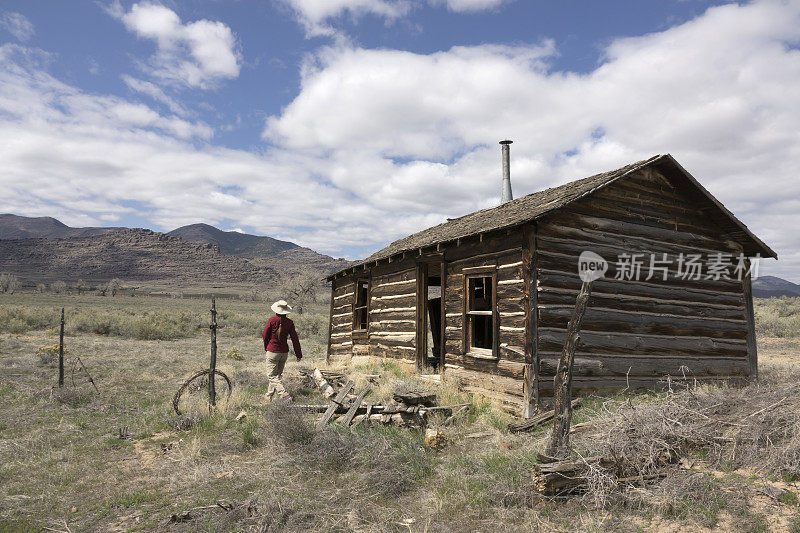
[296,368,468,430]
[532,451,674,496]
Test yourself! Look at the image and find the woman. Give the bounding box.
[262,300,302,402]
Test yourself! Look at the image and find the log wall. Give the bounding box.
[442,236,526,407]
[368,258,418,364]
[328,277,356,363]
[534,167,752,393]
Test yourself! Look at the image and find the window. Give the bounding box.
[467,275,494,354]
[353,280,369,330]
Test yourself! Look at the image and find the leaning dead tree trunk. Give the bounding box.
[58,307,65,388]
[546,280,593,458]
[208,297,217,411]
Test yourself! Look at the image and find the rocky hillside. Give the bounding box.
[0,213,123,239]
[167,223,297,257]
[0,229,274,284]
[167,223,351,273]
[0,215,350,285]
[753,275,800,298]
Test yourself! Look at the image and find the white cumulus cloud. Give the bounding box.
[2,1,800,279]
[0,11,34,42]
[121,74,189,116]
[432,0,514,13]
[280,0,410,37]
[112,2,241,89]
[263,0,800,275]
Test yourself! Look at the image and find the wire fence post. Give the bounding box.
[58,307,65,388]
[208,297,217,412]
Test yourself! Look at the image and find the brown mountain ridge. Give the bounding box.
[0,215,349,285]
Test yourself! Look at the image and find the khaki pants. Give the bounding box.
[265,351,289,399]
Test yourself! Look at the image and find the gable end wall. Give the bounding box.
[534,166,752,392]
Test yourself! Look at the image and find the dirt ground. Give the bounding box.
[1,308,799,532]
[758,337,800,368]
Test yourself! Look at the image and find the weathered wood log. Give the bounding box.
[533,456,672,496]
[533,457,608,496]
[368,321,418,333]
[508,398,581,433]
[393,390,437,406]
[341,384,371,426]
[539,217,739,261]
[537,328,748,358]
[538,306,747,339]
[327,282,336,364]
[537,289,746,319]
[312,368,336,398]
[444,353,526,380]
[317,380,354,429]
[290,403,467,417]
[320,370,346,380]
[537,249,741,293]
[352,403,374,427]
[546,280,592,459]
[369,345,417,360]
[349,411,426,428]
[537,270,745,307]
[536,353,750,379]
[743,259,758,378]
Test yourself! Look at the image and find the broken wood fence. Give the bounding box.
[58,307,65,388]
[172,297,232,415]
[209,297,218,409]
[299,369,469,430]
[51,306,99,394]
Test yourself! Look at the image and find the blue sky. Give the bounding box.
[1,0,799,279]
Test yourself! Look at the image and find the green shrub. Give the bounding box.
[0,306,59,334]
[0,295,330,344]
[241,419,259,447]
[780,491,799,506]
[754,297,800,337]
[789,515,800,533]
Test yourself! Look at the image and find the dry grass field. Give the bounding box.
[1,293,800,532]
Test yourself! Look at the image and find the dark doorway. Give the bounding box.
[417,262,446,373]
[426,276,442,371]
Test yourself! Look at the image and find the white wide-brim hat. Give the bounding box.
[271,300,292,315]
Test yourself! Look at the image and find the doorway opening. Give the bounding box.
[426,275,442,371]
[417,262,445,373]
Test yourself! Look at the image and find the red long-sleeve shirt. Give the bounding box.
[262,315,302,358]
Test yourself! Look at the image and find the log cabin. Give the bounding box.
[325,149,776,417]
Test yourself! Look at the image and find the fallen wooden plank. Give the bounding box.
[465,431,494,439]
[508,398,582,433]
[393,390,436,406]
[312,368,336,398]
[288,404,333,413]
[441,405,469,427]
[290,402,468,417]
[425,403,471,412]
[352,404,374,427]
[534,456,668,496]
[316,380,354,429]
[341,384,371,426]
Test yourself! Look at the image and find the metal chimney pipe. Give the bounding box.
[500,140,513,203]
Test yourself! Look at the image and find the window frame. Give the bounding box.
[463,272,498,358]
[352,278,370,332]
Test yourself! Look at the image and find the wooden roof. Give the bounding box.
[330,154,775,279]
